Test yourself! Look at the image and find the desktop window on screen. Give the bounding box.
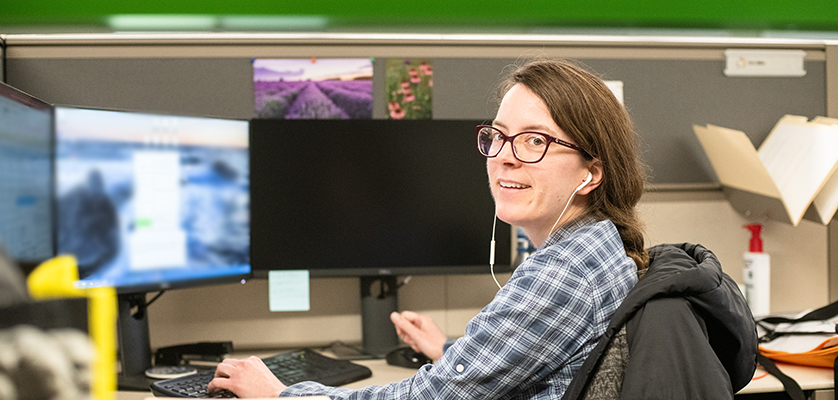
[54,107,250,291]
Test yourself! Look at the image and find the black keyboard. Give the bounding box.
[150,348,372,398]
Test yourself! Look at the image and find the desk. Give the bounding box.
[116,357,416,400]
[737,362,834,399]
[118,355,833,399]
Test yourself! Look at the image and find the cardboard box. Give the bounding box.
[694,115,838,226]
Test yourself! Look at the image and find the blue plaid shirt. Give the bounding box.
[282,217,638,399]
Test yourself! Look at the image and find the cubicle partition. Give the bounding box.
[0,36,6,82]
[1,34,832,189]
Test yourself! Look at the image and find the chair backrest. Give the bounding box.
[578,325,628,400]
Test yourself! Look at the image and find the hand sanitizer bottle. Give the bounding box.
[743,224,770,316]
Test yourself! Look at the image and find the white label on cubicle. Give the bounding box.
[724,50,806,77]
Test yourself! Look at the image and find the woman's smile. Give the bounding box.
[498,180,531,190]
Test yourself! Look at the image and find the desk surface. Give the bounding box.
[117,357,415,400]
[118,353,832,399]
[738,361,834,395]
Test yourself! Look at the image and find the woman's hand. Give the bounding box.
[207,356,287,398]
[390,311,446,362]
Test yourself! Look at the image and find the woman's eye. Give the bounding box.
[527,135,546,146]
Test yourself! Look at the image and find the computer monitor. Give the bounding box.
[250,119,512,357]
[0,82,54,271]
[53,106,251,388]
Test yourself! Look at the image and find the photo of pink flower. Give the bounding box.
[386,58,432,120]
[389,102,405,119]
[419,61,433,76]
[253,58,373,119]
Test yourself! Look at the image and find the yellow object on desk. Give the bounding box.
[27,255,118,400]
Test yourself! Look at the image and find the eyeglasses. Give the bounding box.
[476,125,594,163]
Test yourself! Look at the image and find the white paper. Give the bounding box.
[759,121,838,224]
[604,80,624,105]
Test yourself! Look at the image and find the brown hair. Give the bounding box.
[496,58,649,269]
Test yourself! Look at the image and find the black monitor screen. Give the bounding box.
[55,107,251,292]
[250,119,511,277]
[0,82,53,265]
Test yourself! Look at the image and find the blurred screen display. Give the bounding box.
[55,107,250,291]
[0,83,53,263]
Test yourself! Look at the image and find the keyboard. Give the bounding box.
[150,348,373,398]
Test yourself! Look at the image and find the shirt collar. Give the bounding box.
[540,215,599,250]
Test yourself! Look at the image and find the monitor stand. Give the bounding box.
[116,292,157,391]
[360,276,400,359]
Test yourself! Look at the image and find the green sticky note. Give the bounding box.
[269,270,310,312]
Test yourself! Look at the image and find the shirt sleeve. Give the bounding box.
[442,338,457,354]
[432,252,600,398]
[281,250,600,400]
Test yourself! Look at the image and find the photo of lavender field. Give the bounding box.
[253,58,373,119]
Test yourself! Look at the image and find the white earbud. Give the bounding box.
[576,172,593,192]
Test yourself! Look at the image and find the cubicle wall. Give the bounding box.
[1,34,830,188]
[3,34,837,347]
[0,36,5,82]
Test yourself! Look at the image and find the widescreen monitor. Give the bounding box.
[250,119,512,357]
[54,106,252,387]
[250,119,511,278]
[54,106,251,293]
[0,82,53,268]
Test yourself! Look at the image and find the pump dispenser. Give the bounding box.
[743,224,770,316]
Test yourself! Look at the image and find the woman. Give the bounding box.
[208,58,647,399]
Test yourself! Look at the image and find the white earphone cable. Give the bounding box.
[490,208,502,289]
[548,187,581,239]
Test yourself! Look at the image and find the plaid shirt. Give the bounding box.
[282,217,638,399]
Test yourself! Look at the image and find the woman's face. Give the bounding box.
[487,83,593,247]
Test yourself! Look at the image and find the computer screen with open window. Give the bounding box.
[55,106,251,292]
[53,106,251,388]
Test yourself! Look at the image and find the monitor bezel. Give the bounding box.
[248,118,514,279]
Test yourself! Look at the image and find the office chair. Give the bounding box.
[562,243,758,400]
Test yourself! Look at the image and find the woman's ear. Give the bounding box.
[577,160,603,195]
